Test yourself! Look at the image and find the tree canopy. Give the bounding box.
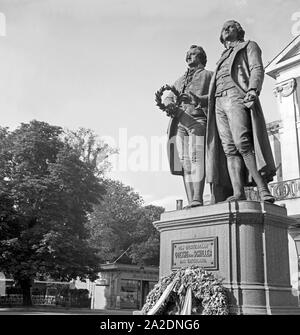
[63,127,117,177]
[0,120,107,304]
[87,179,164,267]
[0,120,164,305]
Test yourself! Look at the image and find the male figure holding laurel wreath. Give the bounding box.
[156,45,213,208]
[197,20,276,203]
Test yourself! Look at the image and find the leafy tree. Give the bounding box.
[129,205,164,266]
[63,128,117,177]
[0,120,107,305]
[88,179,164,266]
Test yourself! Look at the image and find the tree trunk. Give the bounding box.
[20,279,33,306]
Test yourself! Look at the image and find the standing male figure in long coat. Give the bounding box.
[165,45,213,207]
[198,20,276,203]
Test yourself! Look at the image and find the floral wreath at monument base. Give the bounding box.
[155,85,181,117]
[141,266,229,315]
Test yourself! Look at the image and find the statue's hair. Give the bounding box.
[219,20,245,45]
[189,45,207,67]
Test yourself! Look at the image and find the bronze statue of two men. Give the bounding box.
[163,20,276,207]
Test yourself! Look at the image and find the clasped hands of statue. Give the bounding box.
[166,89,257,118]
[166,91,203,118]
[156,85,258,119]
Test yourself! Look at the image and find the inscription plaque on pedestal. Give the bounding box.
[171,237,218,270]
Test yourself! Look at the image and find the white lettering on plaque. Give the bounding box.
[172,238,217,269]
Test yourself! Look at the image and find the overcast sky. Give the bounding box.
[0,0,299,210]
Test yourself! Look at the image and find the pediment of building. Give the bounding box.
[266,35,300,79]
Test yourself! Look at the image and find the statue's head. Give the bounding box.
[219,20,245,45]
[185,45,207,68]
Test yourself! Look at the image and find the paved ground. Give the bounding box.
[0,306,134,315]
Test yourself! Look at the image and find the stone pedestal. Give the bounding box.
[154,201,300,314]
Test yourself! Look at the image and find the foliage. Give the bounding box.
[87,180,164,266]
[63,127,118,177]
[0,120,109,304]
[141,266,229,315]
[129,205,164,266]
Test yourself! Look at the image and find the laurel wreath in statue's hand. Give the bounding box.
[155,85,181,118]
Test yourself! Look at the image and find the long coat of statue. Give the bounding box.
[166,68,213,176]
[203,40,276,202]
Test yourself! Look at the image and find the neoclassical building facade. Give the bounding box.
[262,34,300,295]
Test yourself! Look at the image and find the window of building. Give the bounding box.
[120,279,140,309]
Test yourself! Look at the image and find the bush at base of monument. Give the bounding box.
[141,266,229,315]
